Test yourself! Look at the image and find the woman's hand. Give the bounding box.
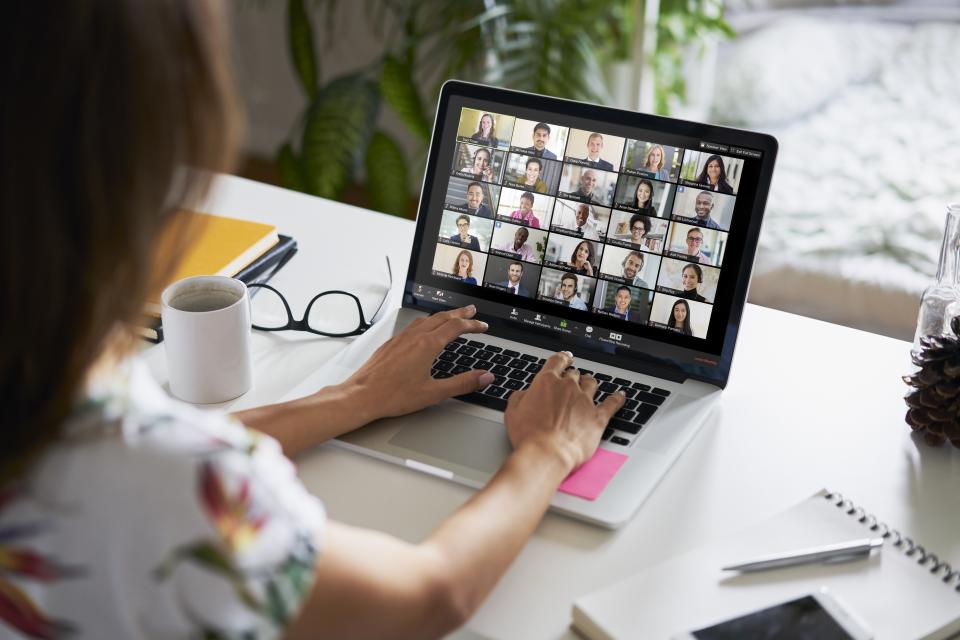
[342,305,494,422]
[582,261,594,276]
[504,352,624,473]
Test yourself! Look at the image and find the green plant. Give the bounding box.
[275,0,732,218]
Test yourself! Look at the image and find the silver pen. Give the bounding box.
[722,537,885,572]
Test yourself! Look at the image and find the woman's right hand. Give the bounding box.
[503,352,624,473]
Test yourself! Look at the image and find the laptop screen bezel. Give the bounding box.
[402,80,778,389]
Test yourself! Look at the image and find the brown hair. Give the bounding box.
[452,250,474,278]
[0,1,240,482]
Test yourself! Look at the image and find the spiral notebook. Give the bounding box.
[572,490,960,639]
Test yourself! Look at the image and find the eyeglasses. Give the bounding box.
[249,256,392,337]
[687,236,704,243]
[631,226,645,232]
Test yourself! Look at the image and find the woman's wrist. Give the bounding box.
[511,437,577,481]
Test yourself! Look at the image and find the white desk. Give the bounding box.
[145,175,960,640]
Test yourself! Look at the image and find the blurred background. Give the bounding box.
[230,0,960,340]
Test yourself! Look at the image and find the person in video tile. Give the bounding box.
[629,178,657,216]
[678,263,707,302]
[621,250,649,289]
[581,133,613,170]
[684,227,710,264]
[575,169,602,203]
[461,146,495,182]
[464,182,493,218]
[509,191,541,228]
[607,286,634,320]
[452,249,478,285]
[520,157,548,193]
[572,203,601,240]
[523,122,557,160]
[668,299,693,335]
[644,144,670,181]
[630,214,651,247]
[470,112,496,146]
[696,154,734,194]
[567,239,596,276]
[554,272,588,310]
[494,225,538,263]
[448,214,481,250]
[496,261,529,296]
[682,191,723,229]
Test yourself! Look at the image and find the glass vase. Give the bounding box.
[913,203,960,353]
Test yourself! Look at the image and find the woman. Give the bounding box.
[695,154,734,194]
[678,263,707,302]
[629,214,651,248]
[509,192,541,228]
[568,240,595,276]
[643,144,670,181]
[628,179,656,216]
[668,299,694,335]
[452,250,478,284]
[520,157,548,193]
[462,147,494,182]
[0,3,625,639]
[470,112,496,145]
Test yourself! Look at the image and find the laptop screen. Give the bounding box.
[406,82,776,386]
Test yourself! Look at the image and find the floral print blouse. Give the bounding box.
[0,358,325,639]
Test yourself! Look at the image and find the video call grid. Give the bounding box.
[432,107,745,338]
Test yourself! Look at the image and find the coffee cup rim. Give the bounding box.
[161,275,247,315]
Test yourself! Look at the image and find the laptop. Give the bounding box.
[285,81,777,528]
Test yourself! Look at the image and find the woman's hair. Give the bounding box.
[525,157,542,171]
[629,214,650,235]
[473,147,491,162]
[668,300,693,335]
[682,263,703,284]
[570,240,595,266]
[644,144,665,171]
[1,1,239,482]
[475,113,495,138]
[695,154,731,190]
[453,250,474,277]
[632,179,654,209]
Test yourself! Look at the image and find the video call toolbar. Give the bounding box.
[429,106,757,343]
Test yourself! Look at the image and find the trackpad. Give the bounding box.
[388,406,512,474]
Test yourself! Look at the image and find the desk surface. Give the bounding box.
[144,175,960,640]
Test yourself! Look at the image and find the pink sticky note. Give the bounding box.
[558,448,628,501]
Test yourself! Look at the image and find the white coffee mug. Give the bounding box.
[161,275,253,404]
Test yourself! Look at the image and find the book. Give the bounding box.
[138,234,297,343]
[572,490,960,639]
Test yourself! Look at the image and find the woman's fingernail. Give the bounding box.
[562,350,574,359]
[478,321,489,330]
[466,304,476,314]
[479,372,495,386]
[617,390,626,396]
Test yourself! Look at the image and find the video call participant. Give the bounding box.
[572,203,600,240]
[629,214,651,248]
[495,261,529,296]
[668,299,694,335]
[452,249,478,284]
[523,122,557,160]
[464,182,492,218]
[567,240,596,276]
[623,178,656,216]
[682,227,710,264]
[448,214,481,250]
[471,112,496,145]
[494,225,538,263]
[508,191,541,228]
[519,157,548,193]
[461,147,494,182]
[581,133,613,170]
[621,250,650,289]
[607,286,633,320]
[574,169,601,204]
[679,190,723,229]
[555,272,588,310]
[696,154,734,194]
[678,263,707,302]
[643,144,670,180]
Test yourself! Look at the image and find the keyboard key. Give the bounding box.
[508,369,529,381]
[578,368,594,376]
[451,365,470,375]
[493,375,506,386]
[596,392,610,404]
[445,341,460,352]
[475,350,494,361]
[609,418,640,434]
[454,337,467,344]
[602,428,613,441]
[537,358,546,364]
[652,387,671,397]
[433,360,454,372]
[634,403,657,424]
[467,340,486,348]
[503,389,515,400]
[491,354,512,365]
[504,379,524,390]
[632,382,651,391]
[594,373,612,381]
[457,355,477,367]
[484,385,506,397]
[520,354,538,362]
[457,345,477,356]
[613,377,632,387]
[619,387,637,399]
[526,363,542,374]
[503,349,520,357]
[623,398,639,411]
[433,371,452,379]
[486,345,503,353]
[611,436,630,446]
[615,408,636,422]
[636,391,666,406]
[439,351,458,362]
[509,358,527,369]
[492,364,511,376]
[599,381,619,394]
[474,360,494,371]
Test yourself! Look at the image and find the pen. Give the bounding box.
[722,537,885,573]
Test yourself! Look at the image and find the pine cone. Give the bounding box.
[904,316,960,448]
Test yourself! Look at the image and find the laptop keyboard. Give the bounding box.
[431,337,671,445]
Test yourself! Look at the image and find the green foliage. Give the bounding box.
[379,55,431,143]
[365,131,410,217]
[287,0,318,98]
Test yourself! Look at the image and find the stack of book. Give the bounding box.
[140,212,298,342]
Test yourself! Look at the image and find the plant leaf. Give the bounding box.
[380,55,432,143]
[300,73,379,199]
[276,142,303,192]
[287,0,318,98]
[364,131,410,218]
